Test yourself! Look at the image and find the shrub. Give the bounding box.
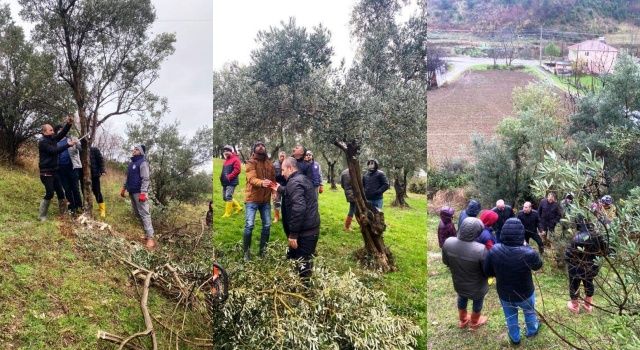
[426,159,471,195]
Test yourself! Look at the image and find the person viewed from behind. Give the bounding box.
[120,144,155,249]
[220,145,243,218]
[89,146,107,218]
[484,218,543,345]
[492,199,514,241]
[517,202,544,255]
[362,159,389,211]
[437,206,456,248]
[38,116,76,221]
[340,168,357,232]
[291,144,313,179]
[442,217,489,330]
[458,199,481,231]
[55,125,83,215]
[477,210,497,250]
[565,217,609,314]
[305,150,324,194]
[274,157,320,279]
[273,151,287,223]
[538,192,561,245]
[68,133,83,213]
[242,141,275,260]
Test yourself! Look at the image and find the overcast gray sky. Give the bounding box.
[5,0,213,138]
[213,0,420,71]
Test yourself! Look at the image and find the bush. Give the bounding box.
[426,159,471,195]
[213,244,422,349]
[408,178,426,194]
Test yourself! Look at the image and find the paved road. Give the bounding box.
[440,56,553,86]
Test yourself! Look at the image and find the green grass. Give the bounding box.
[212,158,427,348]
[427,214,627,349]
[0,162,210,349]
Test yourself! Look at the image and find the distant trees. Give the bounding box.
[544,42,562,57]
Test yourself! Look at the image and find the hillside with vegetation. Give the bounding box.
[428,0,640,32]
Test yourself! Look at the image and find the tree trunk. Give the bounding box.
[78,108,94,216]
[338,142,396,272]
[328,161,337,190]
[391,168,409,208]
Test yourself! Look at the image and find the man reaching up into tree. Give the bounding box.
[121,145,155,249]
[274,157,320,279]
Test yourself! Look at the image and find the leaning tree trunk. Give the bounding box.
[392,167,410,208]
[337,141,396,272]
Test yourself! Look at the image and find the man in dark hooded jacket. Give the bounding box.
[362,159,389,210]
[442,217,490,330]
[484,218,543,345]
[458,199,481,231]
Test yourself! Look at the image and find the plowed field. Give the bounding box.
[427,69,537,165]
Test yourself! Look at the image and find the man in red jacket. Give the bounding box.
[220,145,242,217]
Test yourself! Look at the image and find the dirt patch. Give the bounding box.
[427,69,537,165]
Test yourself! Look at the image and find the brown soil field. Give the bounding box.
[427,69,538,165]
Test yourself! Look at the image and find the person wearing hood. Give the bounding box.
[220,145,243,218]
[362,159,389,210]
[340,168,357,231]
[37,116,76,221]
[458,199,481,230]
[54,125,83,215]
[484,218,543,345]
[242,141,276,260]
[442,217,490,330]
[517,202,544,255]
[120,144,155,249]
[437,206,456,248]
[477,210,497,250]
[491,199,514,240]
[564,217,608,314]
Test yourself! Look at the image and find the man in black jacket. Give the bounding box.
[291,144,313,180]
[492,199,514,241]
[538,192,562,244]
[38,116,77,221]
[517,202,544,254]
[362,159,389,211]
[275,157,320,278]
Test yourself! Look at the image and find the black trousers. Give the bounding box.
[80,175,104,203]
[287,227,320,278]
[525,230,545,253]
[57,164,82,210]
[40,174,65,200]
[569,276,595,299]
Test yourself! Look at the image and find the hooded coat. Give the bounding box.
[340,168,355,203]
[437,207,456,248]
[442,217,489,300]
[484,218,543,302]
[220,152,241,186]
[244,145,275,203]
[362,159,389,201]
[538,198,561,231]
[565,224,608,279]
[477,210,498,249]
[458,199,481,230]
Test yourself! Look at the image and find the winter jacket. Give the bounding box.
[458,200,481,230]
[220,153,241,187]
[67,138,82,169]
[442,217,489,300]
[90,147,106,177]
[538,198,561,230]
[274,159,286,186]
[244,153,275,203]
[517,210,540,242]
[340,169,356,202]
[38,123,72,174]
[362,160,389,201]
[280,171,320,239]
[310,161,322,187]
[492,205,514,237]
[484,218,543,302]
[295,156,313,180]
[476,228,495,250]
[124,154,150,194]
[565,226,608,279]
[437,207,456,248]
[57,138,72,166]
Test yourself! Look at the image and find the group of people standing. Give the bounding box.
[438,192,613,345]
[218,141,391,278]
[37,116,156,249]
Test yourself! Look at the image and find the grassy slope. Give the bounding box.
[212,158,427,348]
[427,214,622,350]
[0,162,209,349]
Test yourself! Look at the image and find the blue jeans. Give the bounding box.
[347,202,356,217]
[222,185,235,201]
[457,295,484,313]
[243,202,271,253]
[500,293,540,343]
[367,199,383,211]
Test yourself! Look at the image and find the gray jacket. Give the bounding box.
[442,217,489,299]
[340,168,355,202]
[68,137,82,169]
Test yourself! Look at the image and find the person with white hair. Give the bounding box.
[491,199,514,242]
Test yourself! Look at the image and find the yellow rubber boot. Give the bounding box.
[232,199,243,214]
[222,202,233,218]
[98,202,106,218]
